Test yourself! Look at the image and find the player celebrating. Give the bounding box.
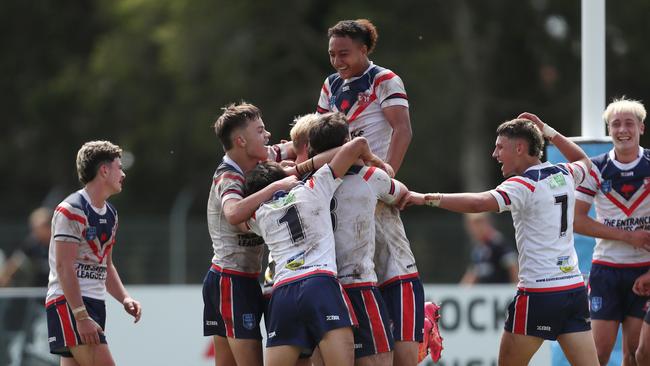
[316,19,422,366]
[308,112,407,365]
[46,140,142,366]
[203,102,298,366]
[245,136,387,366]
[401,114,599,366]
[573,97,650,365]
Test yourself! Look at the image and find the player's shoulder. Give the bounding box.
[521,163,569,183]
[643,148,650,161]
[60,191,85,210]
[590,151,610,171]
[214,161,244,182]
[55,191,88,223]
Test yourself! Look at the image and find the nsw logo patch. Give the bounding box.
[242,313,256,330]
[590,296,602,312]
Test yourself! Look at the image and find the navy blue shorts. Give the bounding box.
[504,286,590,340]
[266,275,357,351]
[346,285,394,358]
[46,295,106,357]
[380,277,425,342]
[589,263,650,321]
[202,264,264,339]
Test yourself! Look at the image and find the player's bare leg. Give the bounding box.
[636,321,650,366]
[227,337,263,366]
[498,332,543,366]
[68,344,115,366]
[392,341,418,366]
[557,331,599,366]
[213,336,236,366]
[592,319,620,365]
[309,347,324,366]
[265,345,301,366]
[296,357,314,366]
[318,327,355,366]
[356,351,393,366]
[622,316,643,366]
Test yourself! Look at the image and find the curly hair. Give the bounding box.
[76,141,122,185]
[496,119,544,159]
[327,19,379,54]
[244,161,287,196]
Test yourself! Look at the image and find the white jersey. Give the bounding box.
[317,62,409,161]
[47,189,118,302]
[575,147,650,266]
[248,165,342,287]
[333,166,402,286]
[489,161,588,291]
[317,62,416,285]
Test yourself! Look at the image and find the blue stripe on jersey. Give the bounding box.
[62,192,117,247]
[327,66,386,115]
[522,165,569,182]
[591,149,650,199]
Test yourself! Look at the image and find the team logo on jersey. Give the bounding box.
[242,313,256,330]
[548,173,567,189]
[357,92,372,108]
[600,180,612,194]
[85,226,97,241]
[285,251,305,270]
[556,256,574,273]
[590,296,602,312]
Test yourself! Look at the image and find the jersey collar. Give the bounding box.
[222,154,244,175]
[343,61,375,83]
[608,146,643,170]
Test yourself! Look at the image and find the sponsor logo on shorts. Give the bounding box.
[48,336,56,343]
[591,296,602,312]
[354,343,363,349]
[326,315,340,321]
[242,313,256,330]
[268,331,276,339]
[536,325,551,331]
[205,320,219,326]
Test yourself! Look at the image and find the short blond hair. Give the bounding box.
[290,113,320,153]
[603,97,646,125]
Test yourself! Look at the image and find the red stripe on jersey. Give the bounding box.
[363,167,377,181]
[576,186,596,197]
[589,169,601,185]
[513,294,528,335]
[214,173,245,186]
[574,163,586,184]
[316,105,329,114]
[592,260,650,268]
[273,269,336,288]
[565,163,574,177]
[272,145,282,162]
[379,272,420,288]
[45,295,66,308]
[401,281,416,341]
[307,177,315,189]
[339,282,359,327]
[56,302,78,347]
[220,276,235,338]
[506,177,535,192]
[385,92,408,100]
[348,94,377,122]
[322,83,330,97]
[373,72,397,89]
[55,206,86,225]
[211,263,260,278]
[342,281,377,289]
[389,180,395,195]
[518,282,584,293]
[496,190,511,205]
[605,188,650,217]
[362,289,390,353]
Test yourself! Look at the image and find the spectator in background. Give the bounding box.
[0,207,53,287]
[460,213,518,285]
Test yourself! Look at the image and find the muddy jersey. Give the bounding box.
[575,147,650,266]
[316,62,409,161]
[248,165,342,287]
[334,166,402,286]
[207,156,265,274]
[47,190,117,302]
[489,161,588,291]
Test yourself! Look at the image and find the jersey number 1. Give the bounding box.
[554,194,568,237]
[278,206,305,243]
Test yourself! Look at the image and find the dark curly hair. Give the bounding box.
[327,19,378,54]
[244,161,288,196]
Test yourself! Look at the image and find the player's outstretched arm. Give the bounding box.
[106,251,142,323]
[223,175,299,225]
[518,112,592,171]
[399,191,499,213]
[574,199,650,251]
